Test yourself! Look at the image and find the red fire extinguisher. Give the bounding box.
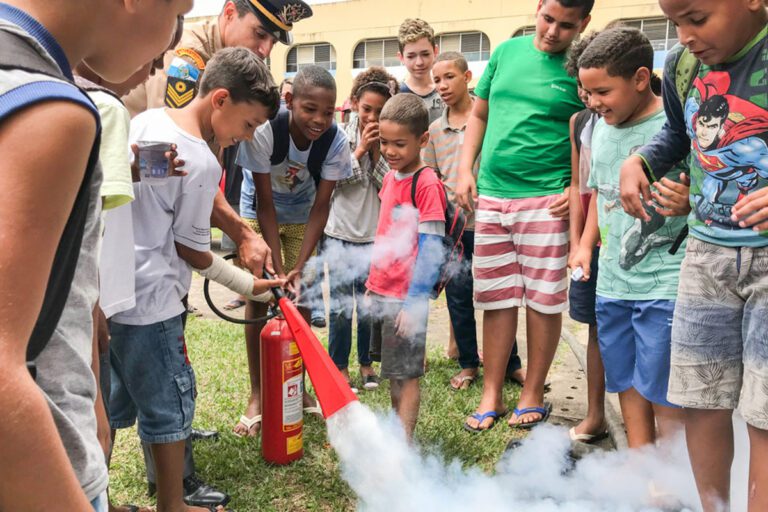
[260,312,304,464]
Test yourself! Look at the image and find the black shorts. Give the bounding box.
[368,295,426,380]
[568,246,599,325]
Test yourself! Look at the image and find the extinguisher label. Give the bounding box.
[286,432,303,455]
[282,357,303,431]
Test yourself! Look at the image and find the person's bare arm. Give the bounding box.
[568,114,584,257]
[455,98,488,212]
[210,189,273,275]
[254,173,285,277]
[286,179,336,290]
[569,191,600,281]
[91,305,111,457]
[0,102,96,510]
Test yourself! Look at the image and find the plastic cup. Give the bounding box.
[137,141,172,185]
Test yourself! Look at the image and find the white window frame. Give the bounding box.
[286,43,337,73]
[435,31,491,62]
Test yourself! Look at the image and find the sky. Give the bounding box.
[188,0,346,18]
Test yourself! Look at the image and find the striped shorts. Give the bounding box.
[473,194,569,314]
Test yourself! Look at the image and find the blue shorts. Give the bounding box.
[569,246,599,325]
[596,297,677,407]
[109,314,196,444]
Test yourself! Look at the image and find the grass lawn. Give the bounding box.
[108,316,529,511]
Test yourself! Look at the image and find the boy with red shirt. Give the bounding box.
[366,93,446,439]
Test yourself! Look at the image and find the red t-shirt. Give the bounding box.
[366,168,447,299]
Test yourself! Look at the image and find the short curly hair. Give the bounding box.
[380,93,429,137]
[564,31,601,79]
[397,18,436,53]
[349,66,399,100]
[577,27,653,80]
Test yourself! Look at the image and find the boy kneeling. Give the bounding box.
[109,48,282,512]
[366,94,446,439]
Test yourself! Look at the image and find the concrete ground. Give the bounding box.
[189,241,624,451]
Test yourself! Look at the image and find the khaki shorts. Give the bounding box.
[243,218,312,274]
[668,238,768,429]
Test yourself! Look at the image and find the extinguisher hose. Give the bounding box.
[202,253,281,325]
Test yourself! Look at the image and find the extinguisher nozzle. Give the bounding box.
[276,297,359,418]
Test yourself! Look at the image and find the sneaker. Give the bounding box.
[362,374,379,390]
[310,316,326,328]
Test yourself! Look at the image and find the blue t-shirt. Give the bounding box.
[237,121,352,224]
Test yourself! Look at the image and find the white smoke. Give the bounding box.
[328,402,750,512]
[301,204,456,319]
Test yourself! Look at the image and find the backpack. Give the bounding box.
[268,109,338,186]
[410,167,468,300]
[0,13,102,368]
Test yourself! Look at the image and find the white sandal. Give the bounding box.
[233,414,261,438]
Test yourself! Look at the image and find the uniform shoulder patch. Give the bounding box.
[175,47,206,71]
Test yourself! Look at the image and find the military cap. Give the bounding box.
[246,0,313,45]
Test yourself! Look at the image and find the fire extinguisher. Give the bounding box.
[260,310,304,464]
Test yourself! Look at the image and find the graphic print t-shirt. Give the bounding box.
[237,121,352,224]
[589,109,687,301]
[683,28,768,247]
[400,81,445,124]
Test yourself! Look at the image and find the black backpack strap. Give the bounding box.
[573,109,591,154]
[268,109,291,166]
[410,167,427,208]
[307,122,338,186]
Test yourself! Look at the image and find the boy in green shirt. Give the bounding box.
[456,0,592,432]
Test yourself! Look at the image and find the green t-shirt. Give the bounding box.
[474,36,582,199]
[588,109,687,300]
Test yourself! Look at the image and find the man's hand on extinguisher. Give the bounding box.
[284,269,302,301]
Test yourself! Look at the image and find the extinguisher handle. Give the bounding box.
[263,269,285,300]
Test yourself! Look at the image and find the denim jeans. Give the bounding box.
[326,238,373,369]
[446,230,521,372]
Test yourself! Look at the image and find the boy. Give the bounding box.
[110,47,282,512]
[572,27,686,449]
[0,1,191,509]
[397,18,444,123]
[563,32,607,443]
[422,52,523,398]
[367,93,447,438]
[619,1,768,510]
[456,0,592,432]
[234,65,352,437]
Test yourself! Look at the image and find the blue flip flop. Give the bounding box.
[510,402,552,429]
[463,409,508,433]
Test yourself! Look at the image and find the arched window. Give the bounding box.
[512,26,536,38]
[436,31,491,62]
[622,17,678,51]
[352,38,400,69]
[286,43,337,73]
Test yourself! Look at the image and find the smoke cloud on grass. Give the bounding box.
[328,402,750,512]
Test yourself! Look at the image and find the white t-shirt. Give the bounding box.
[99,203,135,318]
[113,108,221,325]
[237,121,352,224]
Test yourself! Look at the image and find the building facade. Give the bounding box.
[195,0,676,103]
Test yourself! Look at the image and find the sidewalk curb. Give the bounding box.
[560,328,628,450]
